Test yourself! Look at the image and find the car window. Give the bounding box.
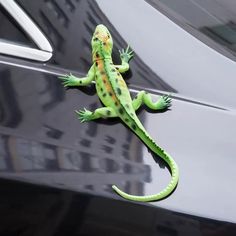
[0,5,35,47]
[146,0,236,61]
[0,1,52,62]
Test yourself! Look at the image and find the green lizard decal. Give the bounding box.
[59,24,179,202]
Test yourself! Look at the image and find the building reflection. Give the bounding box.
[0,132,150,197]
[0,66,151,197]
[0,0,180,197]
[16,0,176,92]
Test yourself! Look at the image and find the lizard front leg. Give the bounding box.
[59,65,95,87]
[114,46,134,73]
[132,91,171,111]
[76,107,117,122]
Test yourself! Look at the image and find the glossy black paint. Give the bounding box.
[0,0,236,235]
[1,178,236,236]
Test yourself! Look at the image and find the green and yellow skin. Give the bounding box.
[59,24,179,202]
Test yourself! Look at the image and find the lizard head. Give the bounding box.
[92,24,113,61]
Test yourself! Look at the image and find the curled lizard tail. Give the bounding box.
[112,124,179,202]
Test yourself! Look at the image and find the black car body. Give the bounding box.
[0,0,236,235]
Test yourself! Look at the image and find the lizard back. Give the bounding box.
[95,59,135,115]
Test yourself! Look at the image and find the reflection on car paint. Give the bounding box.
[16,0,176,93]
[0,0,235,228]
[0,178,236,235]
[0,133,151,197]
[0,65,152,198]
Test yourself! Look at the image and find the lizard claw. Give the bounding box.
[75,108,93,123]
[157,94,172,110]
[119,45,134,62]
[58,73,80,87]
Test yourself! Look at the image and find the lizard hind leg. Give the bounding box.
[75,107,117,122]
[132,90,172,111]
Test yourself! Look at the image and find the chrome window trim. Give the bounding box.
[0,40,52,61]
[0,0,53,61]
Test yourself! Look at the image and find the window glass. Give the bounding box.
[0,5,36,47]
